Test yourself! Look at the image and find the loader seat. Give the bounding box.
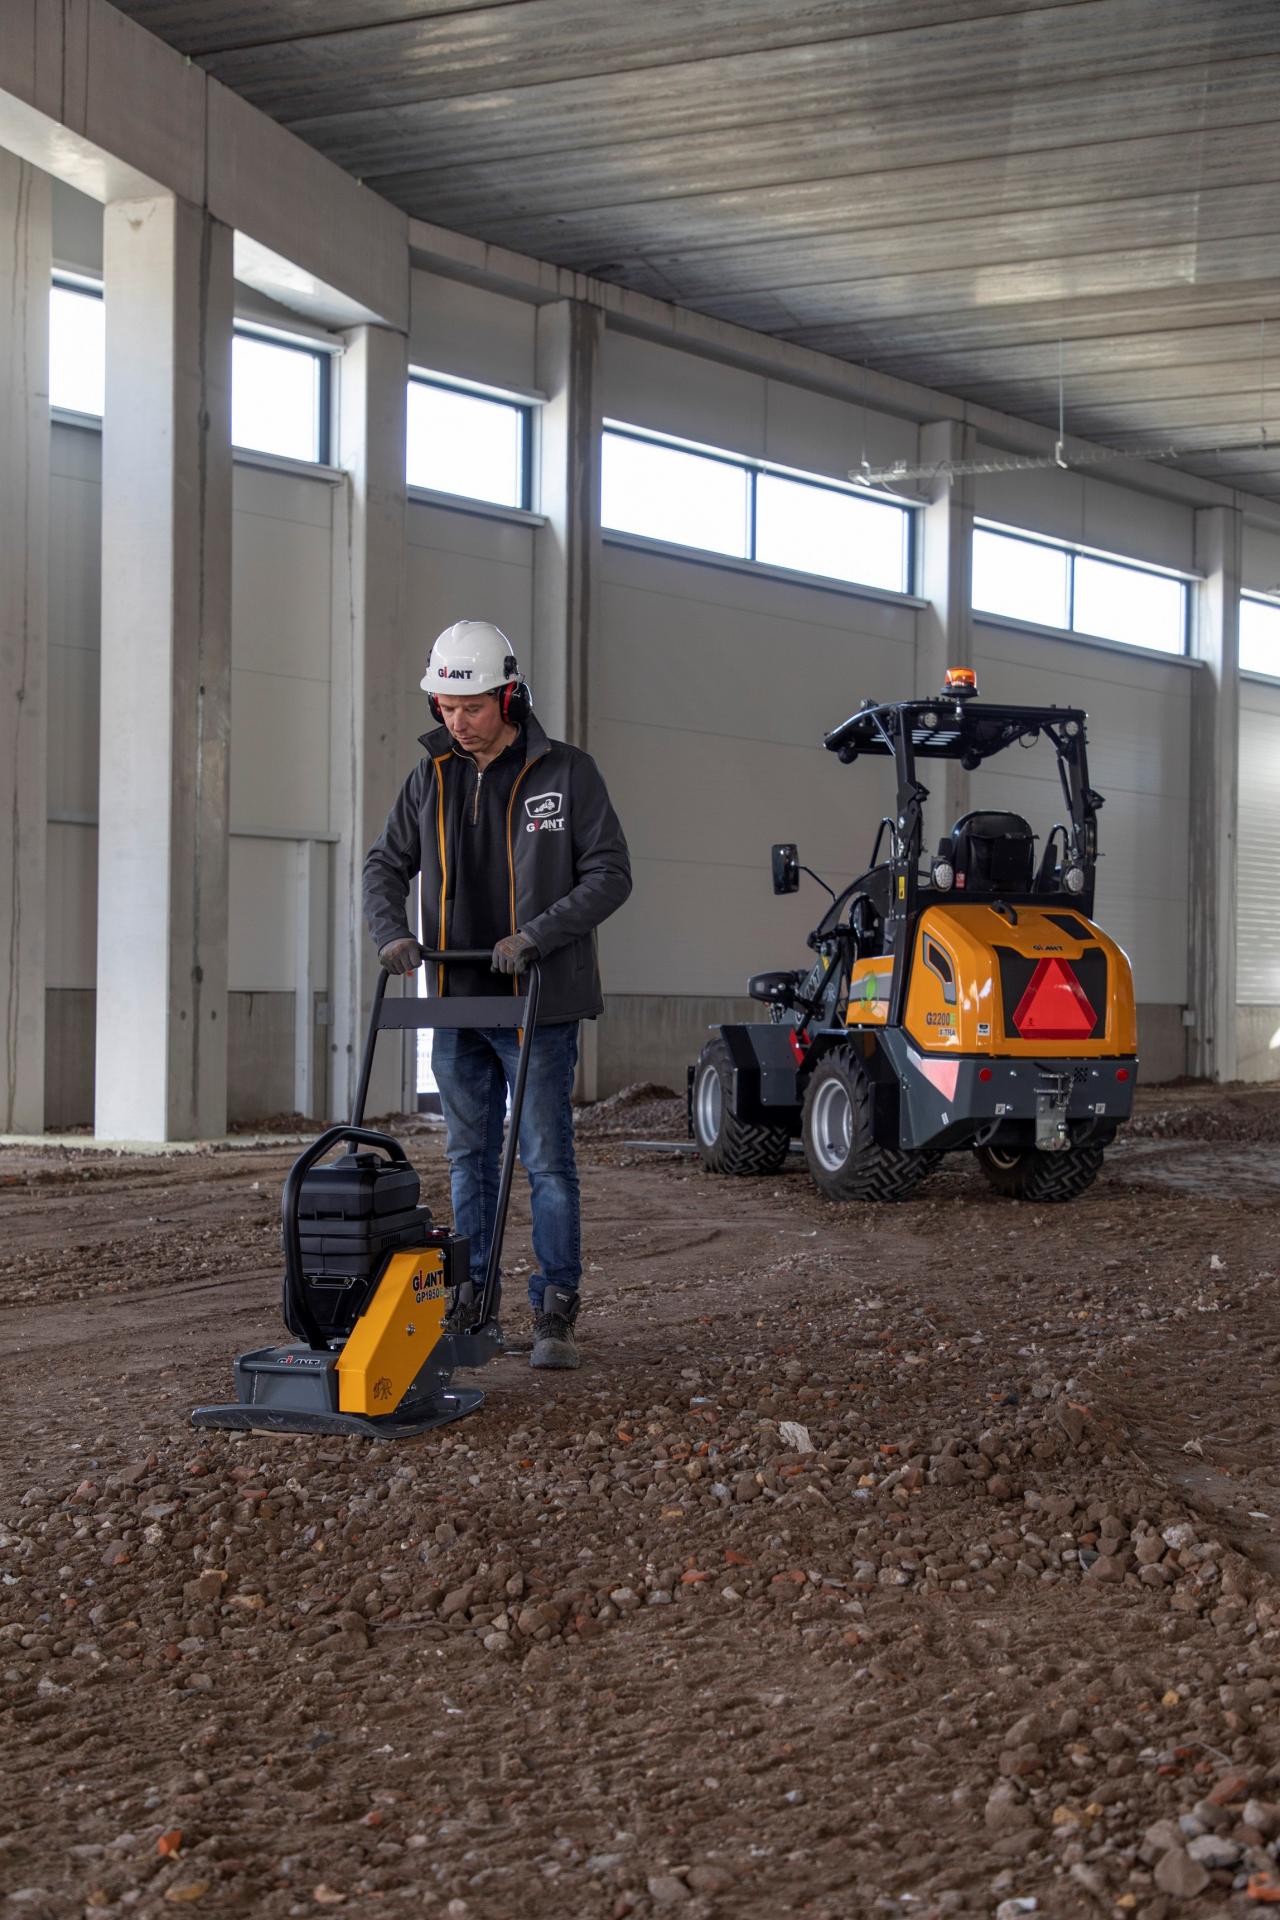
[949,810,1035,895]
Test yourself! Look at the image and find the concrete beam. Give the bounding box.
[532,300,602,749]
[0,0,407,331]
[1187,505,1242,1083]
[95,194,233,1140]
[916,417,976,831]
[0,152,50,1133]
[329,324,410,1124]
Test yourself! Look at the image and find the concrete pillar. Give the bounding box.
[917,417,977,832]
[0,152,50,1134]
[329,323,408,1123]
[1187,506,1242,1082]
[531,300,603,1098]
[95,195,233,1140]
[532,299,602,749]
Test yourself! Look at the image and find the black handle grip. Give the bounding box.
[418,948,500,964]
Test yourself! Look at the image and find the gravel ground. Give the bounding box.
[1,1085,1279,1920]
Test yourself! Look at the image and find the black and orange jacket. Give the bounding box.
[362,714,632,1022]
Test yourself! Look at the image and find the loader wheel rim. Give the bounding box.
[985,1146,1022,1171]
[810,1075,853,1173]
[695,1063,722,1145]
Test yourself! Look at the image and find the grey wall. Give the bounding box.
[39,208,1280,1119]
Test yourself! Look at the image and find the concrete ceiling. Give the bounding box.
[114,0,1280,499]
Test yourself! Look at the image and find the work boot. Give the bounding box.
[531,1284,580,1370]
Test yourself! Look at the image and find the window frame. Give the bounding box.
[406,368,535,514]
[973,517,1193,657]
[1240,590,1280,683]
[601,420,916,599]
[50,271,106,420]
[49,275,335,466]
[231,319,333,467]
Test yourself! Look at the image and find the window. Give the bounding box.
[601,424,914,593]
[1241,594,1280,677]
[973,527,1068,629]
[231,329,329,464]
[974,521,1188,655]
[601,431,749,558]
[1072,555,1185,654]
[406,374,529,510]
[760,472,912,594]
[50,278,105,416]
[50,278,330,460]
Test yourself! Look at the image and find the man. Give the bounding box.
[363,620,631,1370]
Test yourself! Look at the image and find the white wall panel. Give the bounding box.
[232,486,333,680]
[603,331,765,455]
[972,619,1191,1003]
[604,853,864,1000]
[594,544,913,996]
[602,331,918,483]
[229,836,297,992]
[50,430,101,652]
[975,454,1194,573]
[1239,679,1280,1004]
[404,501,534,768]
[1242,521,1280,596]
[762,377,917,484]
[47,823,97,989]
[47,640,99,819]
[230,669,331,835]
[409,269,536,393]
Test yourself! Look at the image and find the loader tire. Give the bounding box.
[975,1139,1105,1202]
[801,1045,938,1203]
[692,1037,791,1177]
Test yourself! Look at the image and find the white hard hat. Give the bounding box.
[421,620,518,696]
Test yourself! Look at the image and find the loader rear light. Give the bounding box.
[1115,1068,1129,1082]
[978,1067,993,1083]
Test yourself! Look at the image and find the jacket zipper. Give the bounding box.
[505,753,547,997]
[471,762,484,825]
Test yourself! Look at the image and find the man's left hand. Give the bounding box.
[492,931,538,975]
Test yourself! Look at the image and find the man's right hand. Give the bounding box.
[379,936,423,976]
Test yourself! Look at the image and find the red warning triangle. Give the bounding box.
[1011,957,1097,1041]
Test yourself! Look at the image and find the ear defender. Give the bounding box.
[499,678,532,725]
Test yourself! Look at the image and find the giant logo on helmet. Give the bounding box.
[437,667,473,679]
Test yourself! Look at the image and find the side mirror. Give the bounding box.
[771,843,800,895]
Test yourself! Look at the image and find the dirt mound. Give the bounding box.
[575,1082,684,1139]
[1129,1086,1280,1144]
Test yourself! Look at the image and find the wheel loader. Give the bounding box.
[689,671,1137,1203]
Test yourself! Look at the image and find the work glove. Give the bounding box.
[379,936,423,977]
[492,931,538,976]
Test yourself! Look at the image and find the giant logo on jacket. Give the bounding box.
[525,792,566,833]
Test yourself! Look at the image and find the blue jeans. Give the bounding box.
[431,1021,581,1314]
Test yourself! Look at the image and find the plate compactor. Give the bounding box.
[192,950,539,1440]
